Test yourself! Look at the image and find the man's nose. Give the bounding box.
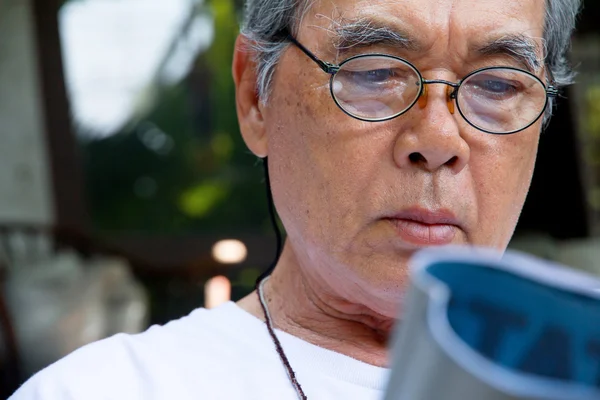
[393,84,470,173]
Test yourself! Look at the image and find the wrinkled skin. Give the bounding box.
[234,0,545,367]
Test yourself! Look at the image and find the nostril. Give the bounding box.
[409,152,426,164]
[446,156,458,166]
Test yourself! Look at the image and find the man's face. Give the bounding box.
[255,0,545,314]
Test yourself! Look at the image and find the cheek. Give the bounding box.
[470,127,540,246]
[264,83,345,239]
[265,76,391,248]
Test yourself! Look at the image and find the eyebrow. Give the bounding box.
[474,34,544,73]
[329,17,420,53]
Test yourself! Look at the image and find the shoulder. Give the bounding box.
[10,331,138,400]
[10,303,253,400]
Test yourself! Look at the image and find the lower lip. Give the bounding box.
[389,219,457,246]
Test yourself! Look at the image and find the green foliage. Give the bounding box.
[589,187,600,210]
[583,83,600,213]
[179,181,229,218]
[82,0,269,235]
[586,85,600,141]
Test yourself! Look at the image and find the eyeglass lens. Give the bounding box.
[331,56,548,134]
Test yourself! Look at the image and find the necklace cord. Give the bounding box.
[258,278,307,400]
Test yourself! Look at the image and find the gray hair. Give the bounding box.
[241,0,582,121]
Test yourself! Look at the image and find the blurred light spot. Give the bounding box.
[134,176,158,198]
[204,276,231,309]
[212,240,247,264]
[138,123,174,155]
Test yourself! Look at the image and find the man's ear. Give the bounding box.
[232,35,268,158]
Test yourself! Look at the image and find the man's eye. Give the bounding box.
[471,78,519,96]
[351,69,396,84]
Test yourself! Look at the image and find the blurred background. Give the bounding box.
[0,0,599,396]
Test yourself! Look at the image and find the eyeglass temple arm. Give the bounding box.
[547,86,559,98]
[283,33,339,75]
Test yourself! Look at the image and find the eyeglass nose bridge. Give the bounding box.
[418,79,460,114]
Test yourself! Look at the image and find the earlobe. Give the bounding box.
[232,35,268,158]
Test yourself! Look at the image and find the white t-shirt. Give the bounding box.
[10,302,389,399]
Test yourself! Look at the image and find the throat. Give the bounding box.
[259,275,394,368]
[282,309,392,367]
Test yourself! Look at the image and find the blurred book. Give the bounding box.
[385,247,600,400]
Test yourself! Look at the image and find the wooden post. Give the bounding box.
[31,0,88,232]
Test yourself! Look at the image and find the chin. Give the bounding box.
[348,256,411,303]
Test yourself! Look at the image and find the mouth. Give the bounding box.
[385,207,461,247]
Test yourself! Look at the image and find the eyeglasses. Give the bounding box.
[285,33,558,135]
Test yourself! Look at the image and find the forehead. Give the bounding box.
[301,0,546,51]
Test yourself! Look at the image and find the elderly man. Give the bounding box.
[11,0,582,399]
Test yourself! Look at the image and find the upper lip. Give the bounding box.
[387,207,461,226]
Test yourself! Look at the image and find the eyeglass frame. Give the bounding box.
[281,31,558,135]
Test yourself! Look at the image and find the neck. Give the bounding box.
[237,241,395,367]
